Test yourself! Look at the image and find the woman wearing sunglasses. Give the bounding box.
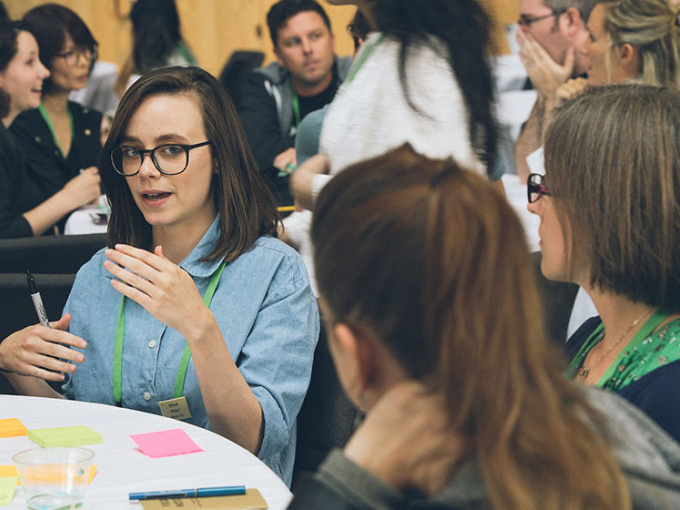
[0,67,319,486]
[287,144,680,509]
[9,3,102,224]
[528,83,680,443]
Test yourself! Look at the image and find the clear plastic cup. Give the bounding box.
[13,447,94,510]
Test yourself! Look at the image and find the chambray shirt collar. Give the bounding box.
[178,214,225,278]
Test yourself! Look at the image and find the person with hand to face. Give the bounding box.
[529,84,680,443]
[288,144,680,509]
[0,67,319,486]
[0,19,100,238]
[514,0,596,182]
[10,4,102,218]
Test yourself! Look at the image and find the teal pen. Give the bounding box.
[129,485,246,500]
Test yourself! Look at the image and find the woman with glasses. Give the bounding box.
[9,3,102,221]
[0,19,100,238]
[528,83,680,442]
[287,144,680,509]
[0,67,319,486]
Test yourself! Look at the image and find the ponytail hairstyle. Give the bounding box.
[363,0,497,172]
[312,144,630,510]
[601,0,680,87]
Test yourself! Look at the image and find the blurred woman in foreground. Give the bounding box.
[289,145,680,508]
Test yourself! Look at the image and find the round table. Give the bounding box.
[0,396,292,509]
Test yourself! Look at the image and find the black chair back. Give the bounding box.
[0,273,75,394]
[292,321,359,488]
[0,234,107,274]
[219,50,265,107]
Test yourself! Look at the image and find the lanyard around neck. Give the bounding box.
[112,260,227,404]
[566,309,670,382]
[345,33,385,85]
[38,103,74,158]
[291,91,301,130]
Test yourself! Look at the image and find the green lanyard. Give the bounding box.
[565,309,670,384]
[38,103,74,158]
[112,260,227,404]
[291,91,301,130]
[344,33,385,85]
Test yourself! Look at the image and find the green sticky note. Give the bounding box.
[28,426,102,447]
[0,477,18,506]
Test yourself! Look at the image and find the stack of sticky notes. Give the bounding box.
[130,428,203,458]
[0,418,27,438]
[28,425,102,447]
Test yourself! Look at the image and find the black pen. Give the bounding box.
[26,270,49,327]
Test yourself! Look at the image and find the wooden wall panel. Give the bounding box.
[4,0,517,75]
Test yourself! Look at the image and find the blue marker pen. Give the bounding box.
[129,485,246,500]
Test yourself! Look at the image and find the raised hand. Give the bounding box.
[517,30,575,100]
[0,314,87,381]
[104,244,214,339]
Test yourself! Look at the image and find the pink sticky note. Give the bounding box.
[130,428,203,458]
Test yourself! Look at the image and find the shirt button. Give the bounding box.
[143,391,151,401]
[148,340,156,348]
[34,136,41,143]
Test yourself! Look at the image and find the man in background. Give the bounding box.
[238,0,352,205]
[514,0,597,181]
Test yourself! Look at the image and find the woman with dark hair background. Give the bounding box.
[0,67,318,486]
[0,19,100,237]
[10,3,101,219]
[115,0,198,96]
[291,0,500,210]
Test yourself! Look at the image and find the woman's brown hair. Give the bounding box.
[312,144,630,509]
[545,83,680,309]
[100,66,279,261]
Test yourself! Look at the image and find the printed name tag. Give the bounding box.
[158,396,192,421]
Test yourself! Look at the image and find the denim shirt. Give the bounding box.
[62,217,319,485]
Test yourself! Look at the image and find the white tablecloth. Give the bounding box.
[0,396,292,509]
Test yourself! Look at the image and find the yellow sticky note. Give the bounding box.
[0,465,96,486]
[0,477,17,506]
[140,488,268,509]
[0,419,27,438]
[27,426,102,447]
[0,467,16,479]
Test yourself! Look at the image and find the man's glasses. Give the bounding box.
[527,173,551,203]
[518,9,567,27]
[55,45,98,66]
[111,141,212,176]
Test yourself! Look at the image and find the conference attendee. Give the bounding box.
[11,4,102,207]
[0,20,100,238]
[530,84,680,442]
[288,145,680,508]
[237,0,352,204]
[0,67,319,486]
[291,0,500,211]
[115,0,198,97]
[514,0,597,182]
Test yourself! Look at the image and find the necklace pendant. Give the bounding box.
[577,366,589,379]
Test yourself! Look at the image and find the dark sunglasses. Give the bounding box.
[527,173,551,203]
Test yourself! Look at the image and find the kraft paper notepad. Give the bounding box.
[0,465,97,486]
[27,425,102,447]
[140,488,267,509]
[0,477,17,506]
[0,419,27,438]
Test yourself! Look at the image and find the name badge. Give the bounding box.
[158,396,192,421]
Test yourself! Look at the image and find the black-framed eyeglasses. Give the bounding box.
[527,173,551,203]
[111,141,212,177]
[518,9,567,27]
[55,44,98,66]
